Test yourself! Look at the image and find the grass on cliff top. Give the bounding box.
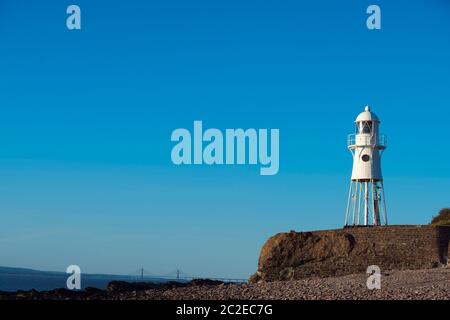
[431,208,450,226]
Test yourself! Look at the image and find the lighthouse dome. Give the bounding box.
[355,106,379,123]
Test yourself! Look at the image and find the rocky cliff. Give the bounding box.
[249,225,450,283]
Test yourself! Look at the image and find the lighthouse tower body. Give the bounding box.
[345,106,387,226]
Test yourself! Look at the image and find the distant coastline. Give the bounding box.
[0,266,171,292]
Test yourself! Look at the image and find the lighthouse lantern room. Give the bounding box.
[345,106,388,226]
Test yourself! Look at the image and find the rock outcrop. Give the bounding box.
[249,225,450,283]
[0,279,226,300]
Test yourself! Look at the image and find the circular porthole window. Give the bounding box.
[361,154,370,162]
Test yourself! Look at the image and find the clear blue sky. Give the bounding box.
[0,0,449,278]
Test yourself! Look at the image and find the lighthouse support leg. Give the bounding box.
[357,182,362,225]
[351,182,358,225]
[364,181,369,225]
[371,180,376,225]
[352,182,359,225]
[381,181,388,225]
[345,181,353,226]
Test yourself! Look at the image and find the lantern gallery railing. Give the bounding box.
[347,134,387,149]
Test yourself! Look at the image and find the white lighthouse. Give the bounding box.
[345,106,388,226]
